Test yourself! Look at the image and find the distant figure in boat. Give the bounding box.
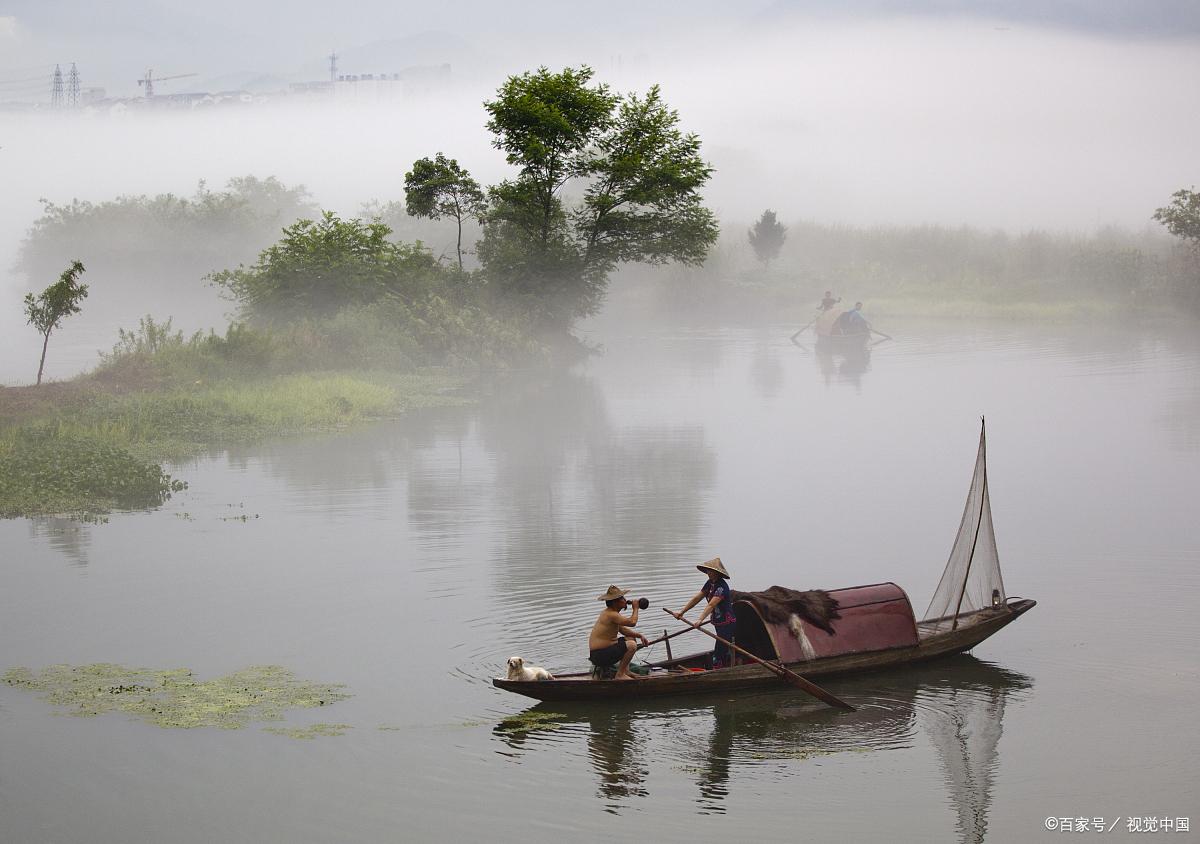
[589,585,649,680]
[674,557,738,669]
[834,302,869,335]
[820,290,842,311]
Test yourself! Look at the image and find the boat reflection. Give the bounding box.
[793,334,884,390]
[493,655,1031,838]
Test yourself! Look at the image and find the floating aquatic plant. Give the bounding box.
[494,710,568,734]
[2,663,349,730]
[0,429,185,519]
[264,723,353,739]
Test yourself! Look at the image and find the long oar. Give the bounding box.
[638,619,711,650]
[870,327,893,341]
[790,318,817,342]
[664,608,855,711]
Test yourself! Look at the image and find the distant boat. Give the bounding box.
[493,420,1035,703]
[814,307,871,348]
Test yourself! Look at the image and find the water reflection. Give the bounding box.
[792,335,880,390]
[816,340,874,390]
[28,516,91,566]
[471,369,717,651]
[494,655,1031,838]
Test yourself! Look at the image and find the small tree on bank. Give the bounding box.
[1154,188,1200,246]
[1153,187,1200,310]
[748,209,787,265]
[404,153,487,272]
[24,260,88,385]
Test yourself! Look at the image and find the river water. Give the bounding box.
[1,318,1198,843]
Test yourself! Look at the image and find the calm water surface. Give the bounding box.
[2,319,1198,842]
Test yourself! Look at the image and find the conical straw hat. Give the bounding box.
[696,557,730,579]
[597,585,629,601]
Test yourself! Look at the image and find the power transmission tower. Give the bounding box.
[67,63,81,107]
[328,51,338,83]
[50,64,64,108]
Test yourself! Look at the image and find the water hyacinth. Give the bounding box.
[0,429,185,519]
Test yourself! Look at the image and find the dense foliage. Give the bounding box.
[208,214,543,367]
[0,428,183,518]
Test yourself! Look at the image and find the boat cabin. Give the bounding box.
[731,582,919,664]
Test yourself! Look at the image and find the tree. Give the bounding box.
[1154,188,1200,311]
[478,66,718,325]
[1154,188,1200,246]
[24,260,88,385]
[210,212,447,324]
[404,153,487,272]
[748,209,787,265]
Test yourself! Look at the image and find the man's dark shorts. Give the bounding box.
[589,637,630,668]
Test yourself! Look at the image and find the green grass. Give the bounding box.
[0,370,469,518]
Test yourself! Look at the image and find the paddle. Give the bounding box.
[664,608,855,711]
[789,318,817,342]
[870,327,893,341]
[637,619,711,650]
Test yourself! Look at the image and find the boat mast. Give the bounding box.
[952,418,987,631]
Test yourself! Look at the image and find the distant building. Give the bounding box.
[334,73,403,103]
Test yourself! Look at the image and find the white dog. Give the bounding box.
[505,656,554,682]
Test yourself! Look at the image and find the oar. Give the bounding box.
[638,619,711,650]
[789,318,817,342]
[870,327,893,341]
[664,608,855,711]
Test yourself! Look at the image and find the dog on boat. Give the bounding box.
[506,656,553,682]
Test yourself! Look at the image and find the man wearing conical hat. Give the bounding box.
[588,585,649,680]
[672,557,737,669]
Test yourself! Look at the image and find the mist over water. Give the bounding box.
[3,13,1198,384]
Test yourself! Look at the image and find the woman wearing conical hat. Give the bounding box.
[673,557,737,669]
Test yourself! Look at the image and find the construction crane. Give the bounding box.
[137,69,197,98]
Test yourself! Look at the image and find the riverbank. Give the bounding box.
[0,368,471,520]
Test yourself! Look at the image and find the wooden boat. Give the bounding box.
[494,421,1035,703]
[814,308,871,349]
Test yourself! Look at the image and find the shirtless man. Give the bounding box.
[589,585,649,679]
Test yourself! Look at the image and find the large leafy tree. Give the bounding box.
[210,212,447,324]
[748,209,787,265]
[404,153,487,271]
[477,66,718,324]
[24,260,87,385]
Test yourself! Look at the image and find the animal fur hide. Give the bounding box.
[730,586,841,635]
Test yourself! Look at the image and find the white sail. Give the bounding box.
[924,419,1006,631]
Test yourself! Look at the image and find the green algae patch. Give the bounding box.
[0,429,185,520]
[494,711,568,734]
[2,664,349,730]
[264,723,353,739]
